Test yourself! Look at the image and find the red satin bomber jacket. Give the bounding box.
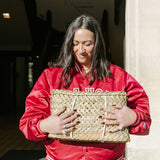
[19,63,151,160]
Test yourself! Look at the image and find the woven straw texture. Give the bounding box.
[49,89,130,143]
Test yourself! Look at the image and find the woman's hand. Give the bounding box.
[99,105,137,132]
[39,107,80,135]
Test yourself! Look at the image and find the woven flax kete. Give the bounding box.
[49,89,130,143]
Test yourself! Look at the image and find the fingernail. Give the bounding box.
[112,104,116,106]
[77,121,80,123]
[109,130,112,133]
[77,114,81,117]
[73,109,77,112]
[101,122,105,124]
[98,116,102,118]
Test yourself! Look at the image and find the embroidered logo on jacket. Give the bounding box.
[73,88,109,92]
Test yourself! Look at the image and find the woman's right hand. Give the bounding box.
[39,107,80,135]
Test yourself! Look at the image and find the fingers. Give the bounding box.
[109,126,124,133]
[101,108,116,114]
[61,112,80,135]
[62,126,77,135]
[102,120,119,125]
[54,108,81,135]
[101,120,125,133]
[61,120,80,135]
[55,107,66,116]
[99,104,126,133]
[113,104,125,109]
[54,107,79,122]
[100,104,125,119]
[60,109,77,120]
[62,121,80,130]
[63,114,80,124]
[101,104,125,112]
[101,119,124,133]
[60,120,80,135]
[101,114,116,120]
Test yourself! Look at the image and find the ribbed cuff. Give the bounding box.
[37,120,48,135]
[130,110,141,126]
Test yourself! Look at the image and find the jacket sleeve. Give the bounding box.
[125,73,151,135]
[19,69,51,141]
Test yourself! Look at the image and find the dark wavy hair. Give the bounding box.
[50,14,112,88]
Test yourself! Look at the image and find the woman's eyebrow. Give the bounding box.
[73,40,94,42]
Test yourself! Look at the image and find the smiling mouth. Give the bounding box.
[79,53,87,57]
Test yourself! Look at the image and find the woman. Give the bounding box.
[19,15,151,160]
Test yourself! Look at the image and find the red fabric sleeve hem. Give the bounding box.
[37,120,48,136]
[130,110,141,126]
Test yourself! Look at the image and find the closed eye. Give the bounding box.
[73,43,78,46]
[84,42,93,46]
[73,40,94,46]
[73,41,78,46]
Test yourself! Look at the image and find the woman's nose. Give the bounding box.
[79,44,85,53]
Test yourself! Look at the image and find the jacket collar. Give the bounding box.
[74,60,91,75]
[74,60,97,75]
[75,61,82,74]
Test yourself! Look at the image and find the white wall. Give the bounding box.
[125,0,160,159]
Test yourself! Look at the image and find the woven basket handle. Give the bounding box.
[70,96,77,137]
[102,96,107,138]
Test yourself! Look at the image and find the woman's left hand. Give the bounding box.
[99,105,137,132]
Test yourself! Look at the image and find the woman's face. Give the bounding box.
[72,28,94,69]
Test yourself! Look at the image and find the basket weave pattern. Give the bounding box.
[49,90,130,143]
